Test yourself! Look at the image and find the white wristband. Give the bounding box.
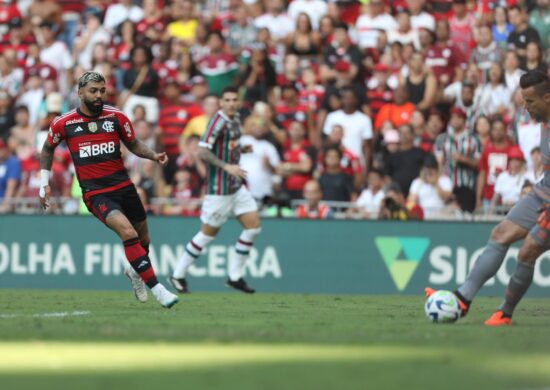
[40,169,51,188]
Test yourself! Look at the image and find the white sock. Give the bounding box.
[228,228,261,281]
[172,231,214,278]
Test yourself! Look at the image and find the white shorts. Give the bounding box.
[200,186,258,228]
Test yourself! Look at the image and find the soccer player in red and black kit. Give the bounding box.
[38,71,178,308]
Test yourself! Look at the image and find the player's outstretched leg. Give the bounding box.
[226,227,261,294]
[485,233,542,326]
[170,231,215,293]
[123,237,178,308]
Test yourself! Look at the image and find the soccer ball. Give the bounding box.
[424,290,461,323]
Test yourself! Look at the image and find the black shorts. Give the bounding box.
[84,184,147,225]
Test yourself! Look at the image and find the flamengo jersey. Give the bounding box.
[199,110,242,195]
[47,105,135,200]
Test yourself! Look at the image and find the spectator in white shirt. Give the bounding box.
[103,0,144,33]
[288,0,327,31]
[525,147,543,184]
[406,0,435,31]
[491,146,527,212]
[356,168,385,219]
[37,21,72,95]
[408,154,453,219]
[240,116,281,202]
[479,62,512,116]
[388,10,420,50]
[355,0,397,49]
[73,10,110,70]
[255,0,295,42]
[322,87,373,169]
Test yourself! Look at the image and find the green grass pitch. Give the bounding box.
[0,289,549,390]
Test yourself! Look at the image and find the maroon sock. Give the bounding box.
[123,237,158,288]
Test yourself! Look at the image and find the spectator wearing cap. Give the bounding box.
[226,4,258,55]
[448,0,476,59]
[507,5,541,62]
[384,124,426,198]
[323,87,373,170]
[73,9,111,70]
[400,51,437,111]
[529,0,550,51]
[491,145,528,213]
[36,21,73,95]
[103,0,144,33]
[478,62,512,116]
[374,85,416,131]
[434,106,481,213]
[288,0,327,31]
[470,25,506,85]
[166,0,198,46]
[319,23,361,84]
[254,0,295,42]
[0,137,21,213]
[476,116,514,210]
[157,79,202,183]
[275,83,311,135]
[295,179,332,219]
[407,0,435,31]
[197,31,238,96]
[242,44,277,109]
[0,18,35,68]
[425,19,466,87]
[407,153,452,218]
[121,45,160,123]
[355,0,397,50]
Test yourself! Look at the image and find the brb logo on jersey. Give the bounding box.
[79,141,116,158]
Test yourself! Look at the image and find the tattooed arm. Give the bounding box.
[39,140,57,209]
[198,146,247,179]
[124,139,168,166]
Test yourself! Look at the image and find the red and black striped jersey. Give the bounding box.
[47,105,135,200]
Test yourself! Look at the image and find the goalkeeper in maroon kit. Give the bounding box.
[39,71,178,308]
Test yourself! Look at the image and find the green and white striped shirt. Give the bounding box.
[199,111,242,195]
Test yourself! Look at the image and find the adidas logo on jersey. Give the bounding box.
[75,126,84,133]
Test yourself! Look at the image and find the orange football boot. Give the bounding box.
[484,310,512,326]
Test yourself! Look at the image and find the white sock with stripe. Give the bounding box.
[172,232,214,279]
[228,228,261,281]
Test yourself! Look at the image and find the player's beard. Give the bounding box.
[84,99,103,115]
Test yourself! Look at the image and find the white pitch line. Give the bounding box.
[0,311,91,319]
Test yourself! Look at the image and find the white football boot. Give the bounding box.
[124,268,148,303]
[151,284,179,309]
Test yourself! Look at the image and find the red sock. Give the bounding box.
[123,237,158,288]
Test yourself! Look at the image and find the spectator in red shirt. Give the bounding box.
[0,18,35,68]
[425,19,466,87]
[275,82,311,134]
[476,116,513,211]
[157,79,202,182]
[449,0,476,58]
[277,121,313,200]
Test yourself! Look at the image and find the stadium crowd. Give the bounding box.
[0,0,548,220]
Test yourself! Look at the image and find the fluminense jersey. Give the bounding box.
[199,110,242,195]
[534,120,550,201]
[47,105,135,200]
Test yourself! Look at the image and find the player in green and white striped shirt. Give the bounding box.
[170,86,261,294]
